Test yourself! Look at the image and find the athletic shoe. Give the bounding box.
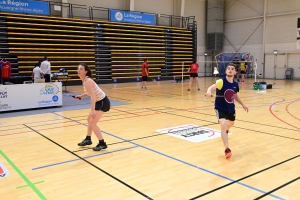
[225,147,232,158]
[78,139,92,146]
[93,142,108,151]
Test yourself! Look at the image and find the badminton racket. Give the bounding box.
[63,93,81,100]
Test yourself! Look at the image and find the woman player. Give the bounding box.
[75,63,111,151]
[187,60,200,91]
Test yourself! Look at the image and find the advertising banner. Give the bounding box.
[0,82,62,112]
[0,0,50,15]
[110,9,155,25]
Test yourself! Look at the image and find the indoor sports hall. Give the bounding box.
[1,0,300,200]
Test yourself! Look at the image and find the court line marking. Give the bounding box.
[32,146,138,170]
[270,99,300,130]
[0,107,149,130]
[17,181,45,189]
[23,124,153,200]
[189,154,300,199]
[253,176,300,200]
[0,150,47,200]
[0,112,160,137]
[72,122,217,152]
[285,99,300,121]
[0,110,153,131]
[150,108,300,141]
[117,104,300,133]
[52,112,284,200]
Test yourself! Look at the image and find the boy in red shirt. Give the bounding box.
[187,60,200,91]
[141,59,149,90]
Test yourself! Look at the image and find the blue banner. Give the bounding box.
[110,10,155,25]
[0,0,49,15]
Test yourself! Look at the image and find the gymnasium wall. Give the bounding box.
[185,0,207,76]
[223,0,300,79]
[67,0,128,10]
[135,0,174,16]
[223,0,265,75]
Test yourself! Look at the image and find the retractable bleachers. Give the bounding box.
[0,13,96,83]
[0,12,195,84]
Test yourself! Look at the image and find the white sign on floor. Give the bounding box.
[155,124,231,143]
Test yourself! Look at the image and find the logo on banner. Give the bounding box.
[155,124,232,143]
[110,10,155,25]
[52,95,58,102]
[40,84,59,95]
[38,83,60,106]
[0,0,50,15]
[0,162,10,178]
[0,103,11,110]
[115,12,123,21]
[0,88,8,99]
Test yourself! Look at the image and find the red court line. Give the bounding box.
[0,124,82,137]
[285,99,300,122]
[101,112,159,122]
[269,99,300,130]
[111,108,140,116]
[1,112,161,137]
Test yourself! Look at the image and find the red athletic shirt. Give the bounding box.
[142,62,149,76]
[190,63,199,73]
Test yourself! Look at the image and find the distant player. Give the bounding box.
[141,59,149,90]
[187,60,200,91]
[239,58,248,84]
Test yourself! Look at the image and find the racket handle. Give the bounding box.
[72,95,81,100]
[204,94,213,97]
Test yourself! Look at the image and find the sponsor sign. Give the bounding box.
[155,124,232,143]
[0,0,50,15]
[110,9,155,25]
[0,82,62,112]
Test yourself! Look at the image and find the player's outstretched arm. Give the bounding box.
[205,84,216,97]
[234,94,249,112]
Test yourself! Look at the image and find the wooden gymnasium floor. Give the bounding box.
[1,77,300,200]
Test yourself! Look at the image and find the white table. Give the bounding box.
[0,82,62,112]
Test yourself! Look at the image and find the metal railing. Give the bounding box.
[42,1,195,28]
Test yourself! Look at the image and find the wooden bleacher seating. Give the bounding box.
[0,12,194,84]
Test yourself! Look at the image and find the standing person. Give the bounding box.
[239,58,248,84]
[141,59,149,90]
[40,56,51,82]
[32,61,44,82]
[187,60,200,91]
[232,57,240,82]
[205,63,248,158]
[75,63,111,151]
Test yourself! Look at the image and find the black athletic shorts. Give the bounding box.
[190,73,198,78]
[240,70,246,74]
[215,109,236,121]
[95,96,110,112]
[142,76,148,81]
